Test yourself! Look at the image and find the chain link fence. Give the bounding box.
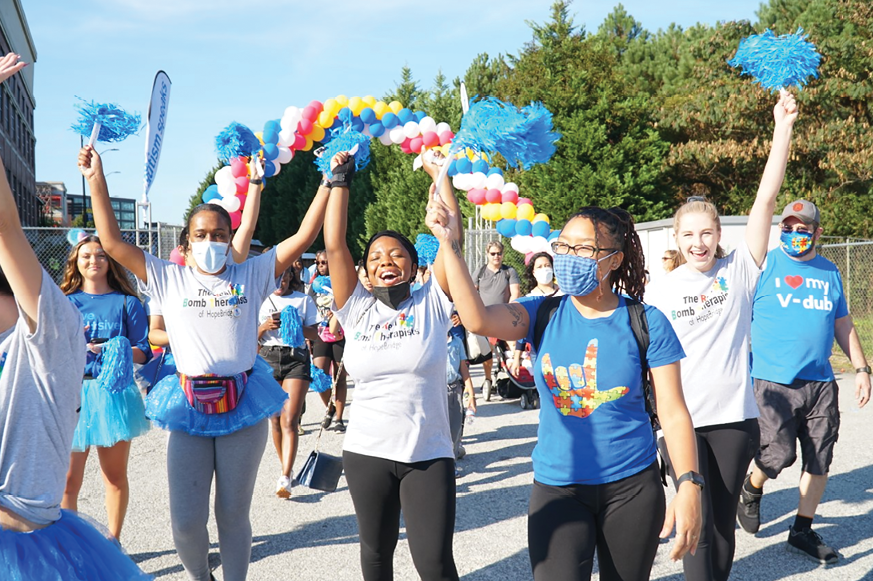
[819,240,873,360]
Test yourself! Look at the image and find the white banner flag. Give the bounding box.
[142,70,171,202]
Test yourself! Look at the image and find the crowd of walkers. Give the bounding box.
[0,55,869,581]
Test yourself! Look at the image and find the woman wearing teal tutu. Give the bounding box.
[60,235,152,541]
[79,145,332,581]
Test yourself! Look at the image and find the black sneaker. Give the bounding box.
[737,474,762,533]
[321,403,336,429]
[787,526,839,565]
[333,419,346,433]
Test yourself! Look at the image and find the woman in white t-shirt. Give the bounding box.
[325,151,460,580]
[257,266,319,498]
[646,92,798,581]
[79,146,332,581]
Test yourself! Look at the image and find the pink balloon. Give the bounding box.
[485,188,502,203]
[409,137,424,153]
[308,100,324,114]
[501,190,519,204]
[422,132,439,148]
[297,119,314,136]
[517,197,533,206]
[230,157,247,178]
[234,176,248,194]
[293,133,307,150]
[169,247,185,266]
[400,138,412,153]
[229,210,242,230]
[439,130,454,146]
[302,106,318,122]
[236,194,247,213]
[467,188,486,205]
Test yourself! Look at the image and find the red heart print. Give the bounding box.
[784,275,803,289]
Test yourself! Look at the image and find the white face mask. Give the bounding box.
[190,241,229,274]
[534,267,554,285]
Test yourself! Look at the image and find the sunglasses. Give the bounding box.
[489,252,503,256]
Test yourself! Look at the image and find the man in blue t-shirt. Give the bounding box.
[741,200,871,564]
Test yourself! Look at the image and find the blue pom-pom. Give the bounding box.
[279,306,305,348]
[414,234,439,266]
[315,109,372,178]
[309,364,333,393]
[215,122,261,162]
[727,27,822,91]
[71,98,141,143]
[451,97,560,170]
[97,336,133,393]
[311,275,332,296]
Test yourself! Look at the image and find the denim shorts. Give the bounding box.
[259,346,312,382]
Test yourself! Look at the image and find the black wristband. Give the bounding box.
[249,178,263,185]
[329,157,356,189]
[320,178,331,188]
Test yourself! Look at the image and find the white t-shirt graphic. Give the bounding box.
[258,291,319,347]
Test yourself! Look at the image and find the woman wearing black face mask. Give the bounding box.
[324,151,461,581]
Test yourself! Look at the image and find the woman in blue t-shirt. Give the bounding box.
[428,194,703,581]
[60,236,152,541]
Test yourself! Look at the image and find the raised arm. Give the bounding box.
[423,152,463,300]
[323,152,358,309]
[746,90,798,267]
[78,147,148,282]
[273,169,333,278]
[231,157,264,263]
[425,185,529,341]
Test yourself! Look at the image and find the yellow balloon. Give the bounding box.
[317,110,333,128]
[533,213,550,224]
[349,96,364,116]
[486,203,502,221]
[335,95,349,107]
[362,95,377,107]
[388,100,403,114]
[254,131,265,146]
[302,136,314,151]
[373,101,390,119]
[310,125,326,142]
[501,202,518,220]
[323,98,339,116]
[517,204,535,221]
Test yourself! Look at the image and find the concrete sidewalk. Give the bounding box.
[75,372,873,580]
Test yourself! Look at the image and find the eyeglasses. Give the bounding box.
[489,252,503,256]
[780,224,813,234]
[316,261,328,265]
[551,241,619,258]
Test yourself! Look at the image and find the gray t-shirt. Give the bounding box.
[334,278,455,463]
[0,270,86,524]
[476,264,519,306]
[138,250,277,376]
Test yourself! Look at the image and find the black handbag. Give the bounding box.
[295,361,345,492]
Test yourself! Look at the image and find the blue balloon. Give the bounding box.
[263,128,279,145]
[515,219,532,237]
[264,120,281,134]
[264,160,278,178]
[548,230,561,240]
[381,112,399,129]
[532,221,550,238]
[397,108,414,124]
[455,158,473,174]
[262,143,279,161]
[471,159,489,174]
[497,219,517,237]
[337,107,352,124]
[414,110,427,122]
[369,122,385,137]
[447,159,458,177]
[330,117,344,130]
[359,107,376,125]
[487,167,504,176]
[351,118,364,132]
[203,185,221,202]
[320,131,333,144]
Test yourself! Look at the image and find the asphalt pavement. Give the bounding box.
[74,371,873,580]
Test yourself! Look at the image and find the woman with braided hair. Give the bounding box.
[427,196,702,581]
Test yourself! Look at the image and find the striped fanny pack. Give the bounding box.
[180,370,250,414]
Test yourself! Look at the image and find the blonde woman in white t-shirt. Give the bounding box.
[646,91,798,581]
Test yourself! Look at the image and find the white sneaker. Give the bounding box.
[276,475,292,499]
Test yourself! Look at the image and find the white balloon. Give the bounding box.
[379,132,393,146]
[361,125,372,137]
[418,116,437,134]
[389,126,406,144]
[276,146,294,164]
[283,106,300,120]
[485,173,505,190]
[278,128,295,147]
[530,236,552,255]
[221,194,241,213]
[435,122,451,135]
[510,235,533,254]
[452,174,469,191]
[470,171,487,189]
[217,179,237,198]
[403,121,420,139]
[214,166,234,186]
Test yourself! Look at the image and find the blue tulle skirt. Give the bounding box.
[0,510,151,580]
[72,379,151,451]
[145,356,287,437]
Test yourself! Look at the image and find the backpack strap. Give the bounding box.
[532,295,564,353]
[474,264,487,287]
[626,298,658,431]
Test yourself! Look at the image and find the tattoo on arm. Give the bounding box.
[450,239,462,258]
[506,303,527,329]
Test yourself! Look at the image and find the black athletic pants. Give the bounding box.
[528,462,665,581]
[343,450,459,581]
[679,419,760,581]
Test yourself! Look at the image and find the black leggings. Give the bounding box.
[528,462,665,581]
[343,450,459,581]
[680,420,760,581]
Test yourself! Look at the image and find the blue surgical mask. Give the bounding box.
[190,241,230,274]
[554,252,617,297]
[780,230,814,257]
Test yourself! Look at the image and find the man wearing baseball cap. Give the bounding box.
[738,199,870,564]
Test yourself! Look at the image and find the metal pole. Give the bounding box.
[80,135,87,226]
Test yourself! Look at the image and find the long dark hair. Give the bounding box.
[0,267,11,296]
[566,207,646,302]
[286,265,304,294]
[60,236,139,297]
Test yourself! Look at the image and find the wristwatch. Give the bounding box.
[676,471,705,490]
[249,178,263,185]
[320,178,331,188]
[856,366,872,374]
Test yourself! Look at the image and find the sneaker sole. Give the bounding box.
[786,544,838,565]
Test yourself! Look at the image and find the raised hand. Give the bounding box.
[775,89,799,127]
[77,146,104,182]
[0,53,25,84]
[540,341,629,419]
[422,149,446,181]
[425,184,457,243]
[249,154,265,181]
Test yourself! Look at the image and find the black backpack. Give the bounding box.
[532,295,659,431]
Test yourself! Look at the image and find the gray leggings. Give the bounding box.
[167,420,268,581]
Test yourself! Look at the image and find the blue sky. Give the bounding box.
[26,0,764,224]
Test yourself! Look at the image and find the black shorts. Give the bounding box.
[312,336,345,362]
[259,346,312,382]
[754,378,840,478]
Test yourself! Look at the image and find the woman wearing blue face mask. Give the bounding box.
[78,145,335,581]
[427,193,702,581]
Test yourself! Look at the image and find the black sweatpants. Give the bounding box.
[528,462,665,581]
[676,419,759,581]
[343,450,459,581]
